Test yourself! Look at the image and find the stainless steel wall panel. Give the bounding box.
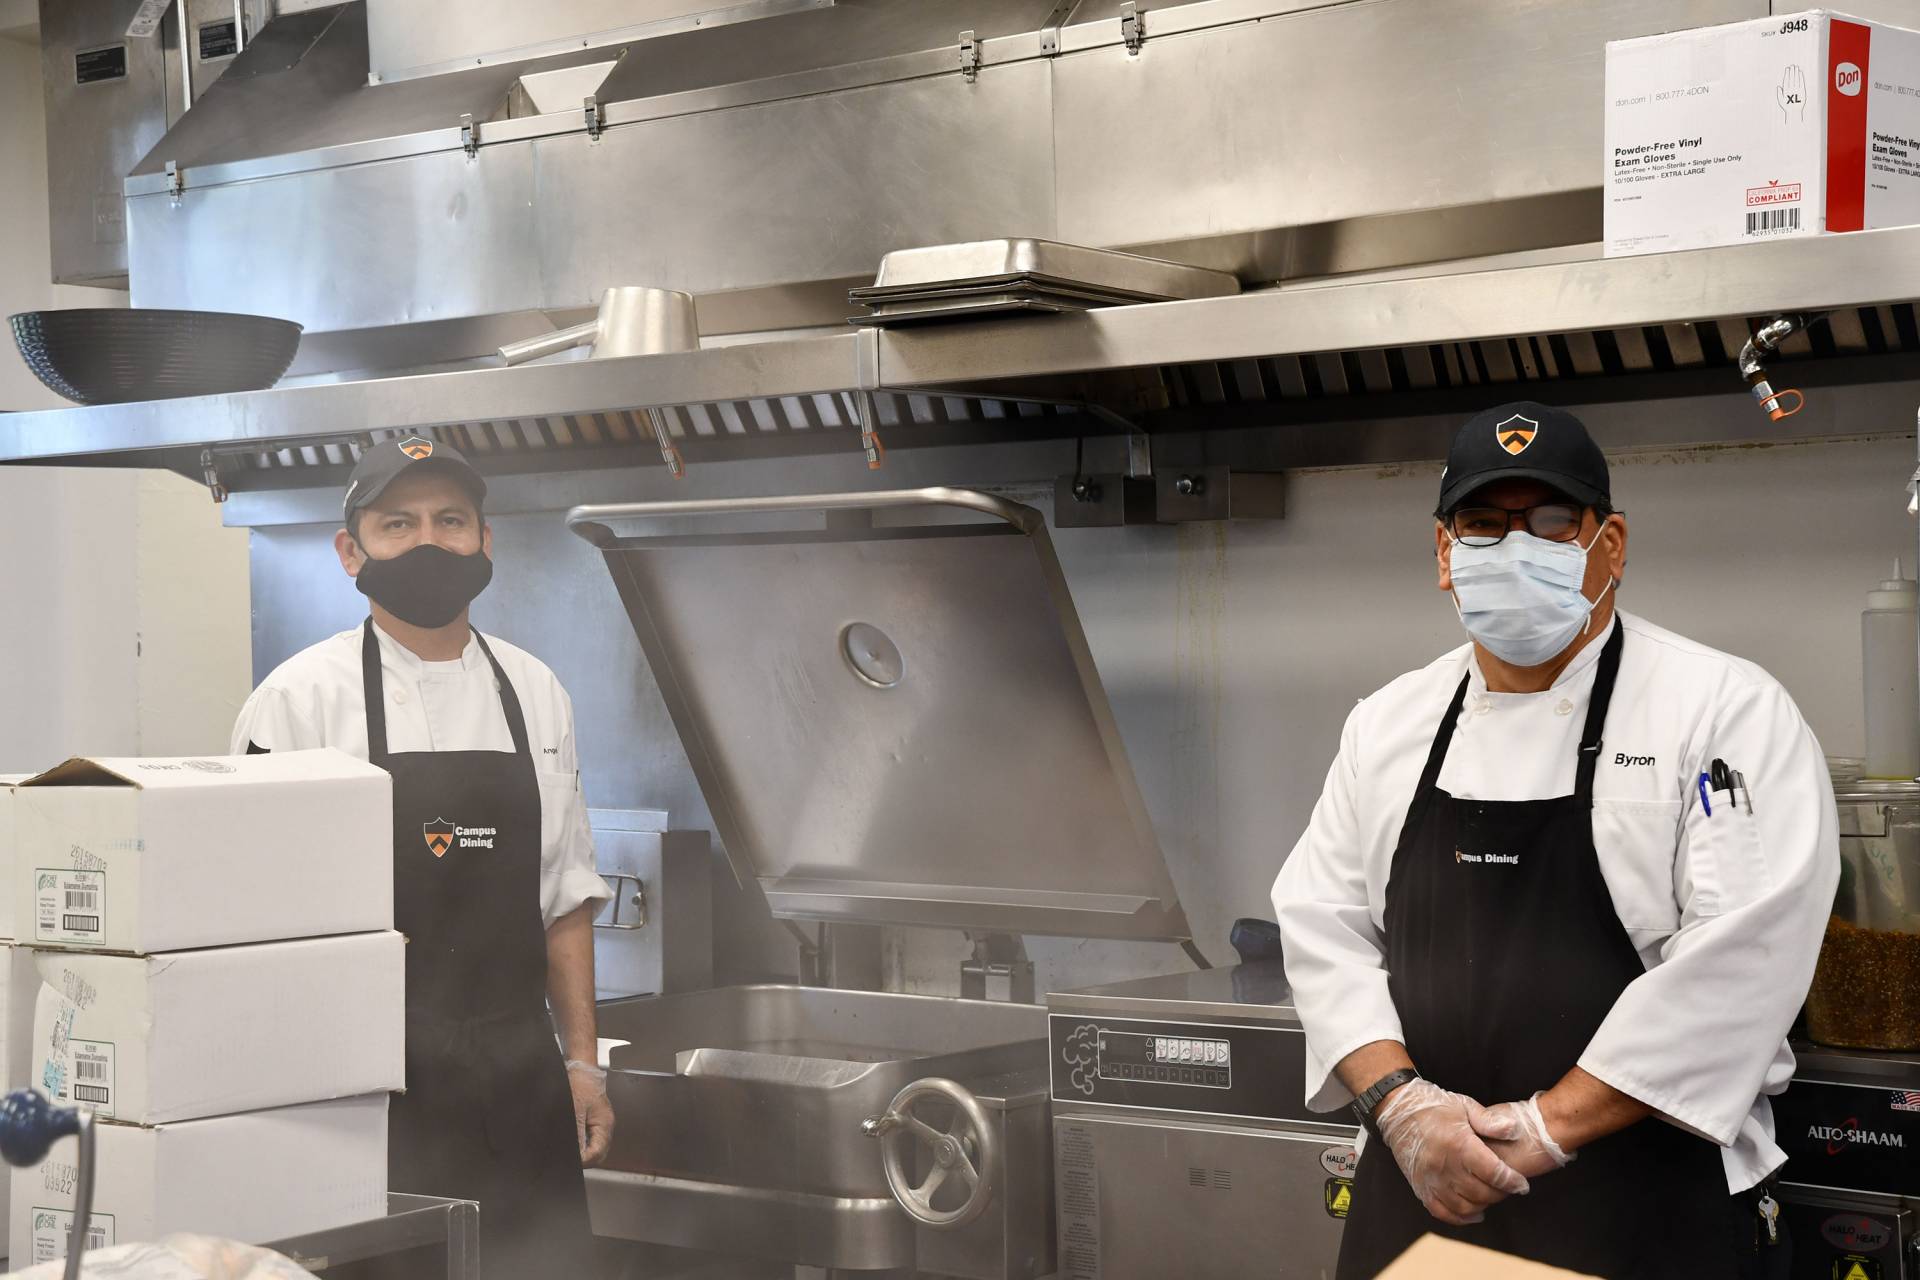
[130,144,541,327]
[531,60,1057,307]
[130,58,1055,333]
[1049,0,1766,251]
[39,0,179,285]
[366,0,834,84]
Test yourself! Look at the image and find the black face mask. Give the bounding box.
[354,542,494,628]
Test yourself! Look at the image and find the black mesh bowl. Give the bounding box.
[9,308,303,406]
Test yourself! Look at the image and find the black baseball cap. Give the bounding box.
[342,436,487,525]
[1436,401,1610,514]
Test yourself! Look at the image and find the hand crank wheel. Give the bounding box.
[860,1076,999,1229]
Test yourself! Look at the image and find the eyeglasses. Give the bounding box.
[1446,503,1590,547]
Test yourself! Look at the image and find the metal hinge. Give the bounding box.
[460,113,479,159]
[959,29,980,81]
[583,93,605,141]
[199,448,227,503]
[854,327,885,468]
[164,160,182,202]
[1039,0,1077,55]
[1121,1,1145,54]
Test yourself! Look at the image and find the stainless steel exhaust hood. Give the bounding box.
[106,0,1762,348]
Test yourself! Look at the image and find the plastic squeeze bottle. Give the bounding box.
[1863,558,1920,780]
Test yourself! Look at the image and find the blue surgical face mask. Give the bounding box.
[1446,527,1615,667]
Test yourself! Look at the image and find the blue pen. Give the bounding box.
[1697,772,1713,816]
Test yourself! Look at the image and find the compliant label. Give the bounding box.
[35,869,105,945]
[30,1208,113,1262]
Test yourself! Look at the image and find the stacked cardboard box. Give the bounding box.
[4,751,403,1266]
[1606,11,1920,256]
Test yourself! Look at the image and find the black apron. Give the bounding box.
[363,620,593,1278]
[1336,626,1737,1280]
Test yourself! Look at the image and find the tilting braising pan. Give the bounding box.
[566,489,1193,1278]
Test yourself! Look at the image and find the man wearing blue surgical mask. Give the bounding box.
[1273,401,1838,1280]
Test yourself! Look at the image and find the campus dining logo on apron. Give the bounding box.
[423,818,455,858]
[398,436,435,460]
[1495,412,1538,456]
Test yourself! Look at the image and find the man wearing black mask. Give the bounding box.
[230,436,612,1277]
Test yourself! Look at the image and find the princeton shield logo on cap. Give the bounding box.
[1495,413,1538,456]
[423,818,455,858]
[398,437,435,461]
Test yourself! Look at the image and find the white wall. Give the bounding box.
[0,28,252,770]
[0,468,253,772]
[888,434,1920,996]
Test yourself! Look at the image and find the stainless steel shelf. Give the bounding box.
[7,228,1920,483]
[267,1193,478,1278]
[878,224,1920,387]
[0,333,861,465]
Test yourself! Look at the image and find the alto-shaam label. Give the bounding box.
[34,870,105,946]
[30,1208,113,1262]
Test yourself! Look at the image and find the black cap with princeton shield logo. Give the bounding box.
[342,436,487,525]
[1436,401,1610,514]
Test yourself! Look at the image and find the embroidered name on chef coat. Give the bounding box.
[1454,850,1521,866]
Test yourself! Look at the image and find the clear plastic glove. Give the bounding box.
[1374,1078,1530,1225]
[1470,1091,1575,1181]
[566,1059,615,1167]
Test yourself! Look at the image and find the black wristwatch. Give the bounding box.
[1352,1068,1421,1134]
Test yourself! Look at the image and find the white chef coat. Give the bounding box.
[1272,610,1838,1192]
[230,621,611,928]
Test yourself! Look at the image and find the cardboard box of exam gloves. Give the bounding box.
[12,750,391,953]
[24,932,404,1125]
[8,1094,388,1265]
[1606,10,1920,256]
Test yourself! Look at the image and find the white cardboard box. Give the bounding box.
[1605,10,1920,256]
[24,932,405,1126]
[14,750,391,953]
[9,1094,387,1266]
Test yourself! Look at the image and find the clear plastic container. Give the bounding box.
[1807,779,1920,1050]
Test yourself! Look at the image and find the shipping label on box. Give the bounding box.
[26,932,404,1125]
[14,750,392,953]
[10,1094,388,1260]
[1605,10,1920,256]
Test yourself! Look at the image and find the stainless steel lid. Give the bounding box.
[567,488,1190,942]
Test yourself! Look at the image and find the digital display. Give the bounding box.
[1098,1031,1231,1088]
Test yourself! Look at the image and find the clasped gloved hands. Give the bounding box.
[1470,1091,1576,1181]
[1374,1079,1533,1225]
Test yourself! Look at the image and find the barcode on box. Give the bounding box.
[72,1085,109,1104]
[31,1208,115,1262]
[36,870,106,944]
[1746,207,1801,235]
[74,1056,106,1080]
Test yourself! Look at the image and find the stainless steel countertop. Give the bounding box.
[1046,960,1298,1026]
